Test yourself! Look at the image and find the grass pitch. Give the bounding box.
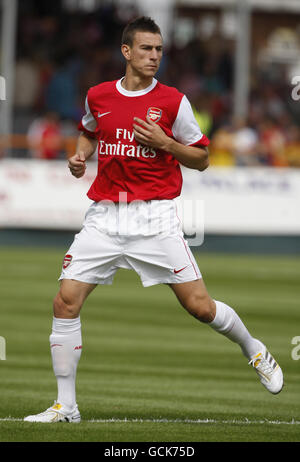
[0,246,299,442]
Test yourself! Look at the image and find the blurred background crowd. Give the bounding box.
[2,0,300,167]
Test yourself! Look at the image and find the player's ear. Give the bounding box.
[121,44,131,61]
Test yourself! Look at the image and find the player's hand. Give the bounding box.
[133,117,170,151]
[68,151,87,178]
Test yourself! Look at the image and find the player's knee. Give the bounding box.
[53,291,80,319]
[184,293,215,323]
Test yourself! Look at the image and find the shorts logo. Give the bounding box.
[147,107,162,123]
[63,254,73,269]
[174,266,188,274]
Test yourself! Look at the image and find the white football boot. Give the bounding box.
[248,342,283,394]
[24,402,81,423]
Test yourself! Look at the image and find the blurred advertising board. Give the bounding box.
[0,159,299,235]
[180,166,300,235]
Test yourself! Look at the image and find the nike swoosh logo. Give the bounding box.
[98,111,111,118]
[174,266,188,274]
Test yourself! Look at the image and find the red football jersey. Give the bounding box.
[78,78,209,202]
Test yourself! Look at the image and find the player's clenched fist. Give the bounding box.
[68,151,87,178]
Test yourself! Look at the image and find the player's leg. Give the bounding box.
[25,203,123,422]
[53,278,96,319]
[51,279,96,407]
[169,279,262,357]
[126,229,262,357]
[169,279,283,394]
[124,195,283,394]
[24,279,96,423]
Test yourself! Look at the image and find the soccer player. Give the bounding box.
[24,17,283,423]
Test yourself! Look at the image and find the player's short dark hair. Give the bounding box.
[122,16,162,47]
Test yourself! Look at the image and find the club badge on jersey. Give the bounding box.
[147,107,162,123]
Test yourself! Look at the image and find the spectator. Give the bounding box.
[232,117,261,166]
[14,57,40,111]
[191,92,214,138]
[45,58,81,121]
[14,56,41,136]
[283,125,300,167]
[258,118,288,167]
[209,126,236,166]
[27,112,62,160]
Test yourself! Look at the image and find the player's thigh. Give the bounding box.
[54,279,97,318]
[168,279,216,322]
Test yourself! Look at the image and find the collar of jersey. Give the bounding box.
[116,77,158,97]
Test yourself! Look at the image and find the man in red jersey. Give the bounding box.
[24,17,283,423]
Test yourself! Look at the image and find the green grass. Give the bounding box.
[0,247,299,442]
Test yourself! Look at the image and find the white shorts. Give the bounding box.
[59,200,202,287]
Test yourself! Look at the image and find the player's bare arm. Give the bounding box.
[68,133,97,178]
[133,116,209,171]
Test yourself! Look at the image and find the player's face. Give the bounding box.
[123,31,163,78]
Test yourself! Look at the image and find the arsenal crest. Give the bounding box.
[147,107,162,123]
[63,254,73,269]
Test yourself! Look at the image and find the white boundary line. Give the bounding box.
[1,417,300,425]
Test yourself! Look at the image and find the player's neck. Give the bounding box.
[122,71,153,92]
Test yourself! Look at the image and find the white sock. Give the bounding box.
[49,317,82,410]
[209,300,262,360]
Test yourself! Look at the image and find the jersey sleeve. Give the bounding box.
[78,95,98,139]
[172,95,210,147]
